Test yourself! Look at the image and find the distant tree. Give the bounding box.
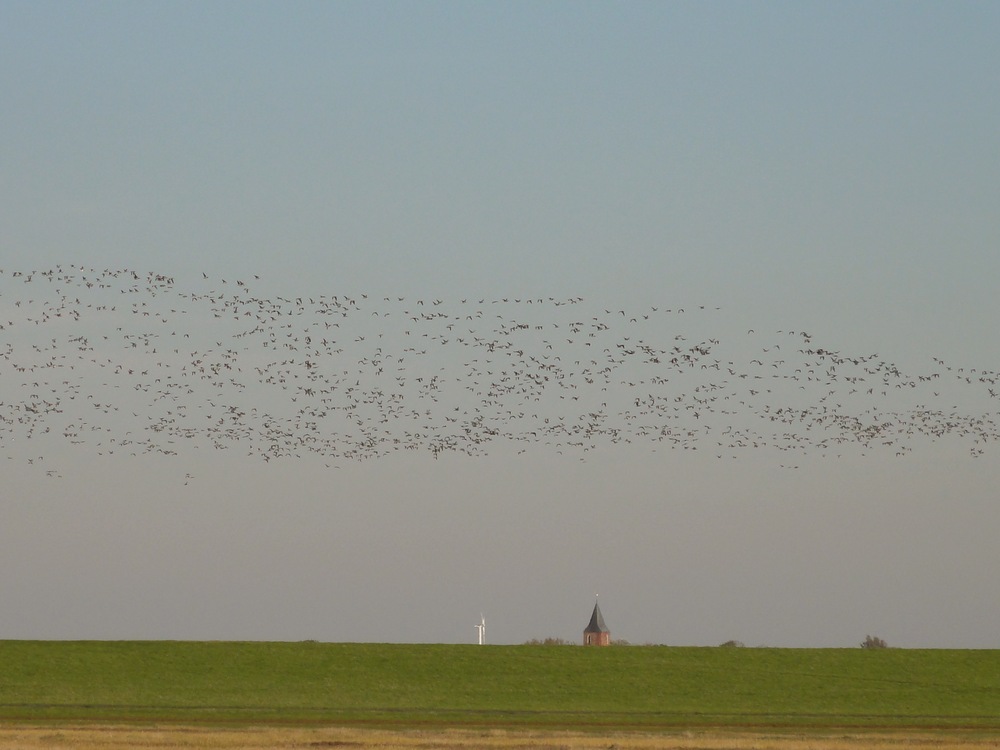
[860,634,889,649]
[719,640,745,648]
[610,638,631,646]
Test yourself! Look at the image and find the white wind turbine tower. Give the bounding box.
[475,613,486,645]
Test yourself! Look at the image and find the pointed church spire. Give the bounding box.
[583,597,611,645]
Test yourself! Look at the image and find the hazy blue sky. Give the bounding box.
[2,1,999,647]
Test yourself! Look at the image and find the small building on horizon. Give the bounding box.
[583,599,611,646]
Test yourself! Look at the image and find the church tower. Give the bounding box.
[583,599,611,646]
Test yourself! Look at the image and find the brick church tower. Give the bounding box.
[583,599,611,646]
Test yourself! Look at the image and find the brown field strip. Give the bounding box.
[0,725,998,750]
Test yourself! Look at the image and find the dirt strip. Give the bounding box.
[0,725,998,750]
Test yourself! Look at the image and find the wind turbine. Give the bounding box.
[475,613,486,645]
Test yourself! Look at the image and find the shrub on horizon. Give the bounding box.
[861,634,890,649]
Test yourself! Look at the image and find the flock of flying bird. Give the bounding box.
[2,265,998,477]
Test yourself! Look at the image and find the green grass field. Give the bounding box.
[1,641,998,731]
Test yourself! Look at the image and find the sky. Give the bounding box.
[2,1,999,647]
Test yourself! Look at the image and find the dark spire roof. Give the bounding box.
[584,600,609,633]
